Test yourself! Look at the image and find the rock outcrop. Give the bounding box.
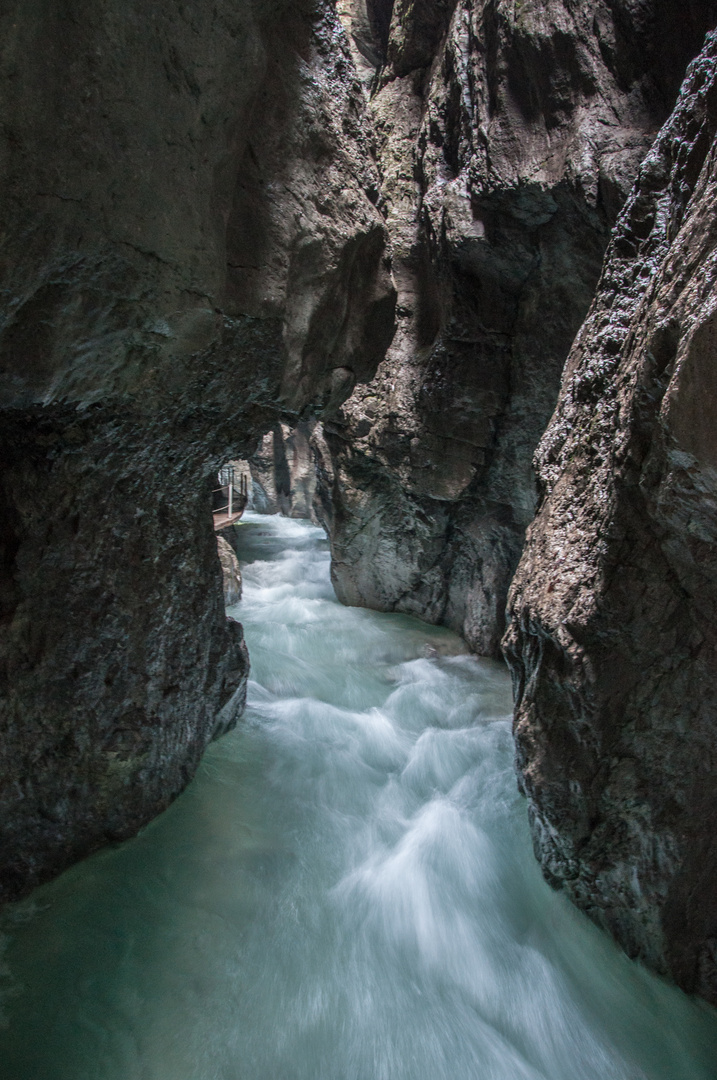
[249,420,322,522]
[324,0,717,656]
[0,0,395,901]
[217,535,242,606]
[504,32,717,1005]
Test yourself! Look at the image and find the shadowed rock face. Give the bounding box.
[0,0,395,901]
[249,420,322,523]
[504,33,717,1005]
[322,0,717,657]
[337,0,396,77]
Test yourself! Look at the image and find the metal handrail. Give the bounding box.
[213,468,249,521]
[213,475,248,493]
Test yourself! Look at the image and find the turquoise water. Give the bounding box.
[1,512,716,1080]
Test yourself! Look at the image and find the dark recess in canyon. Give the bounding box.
[2,0,717,1011]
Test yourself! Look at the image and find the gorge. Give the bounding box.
[2,513,717,1079]
[2,0,717,1057]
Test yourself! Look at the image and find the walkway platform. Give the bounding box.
[213,466,249,531]
[213,510,245,531]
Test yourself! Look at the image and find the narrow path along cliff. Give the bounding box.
[1,514,716,1080]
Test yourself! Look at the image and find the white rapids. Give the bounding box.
[1,512,716,1080]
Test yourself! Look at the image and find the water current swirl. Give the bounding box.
[1,513,716,1079]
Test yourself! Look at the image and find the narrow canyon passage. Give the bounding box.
[1,514,716,1080]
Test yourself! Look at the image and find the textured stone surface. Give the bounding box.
[217,535,242,606]
[336,0,394,81]
[0,0,394,900]
[249,420,322,523]
[323,0,717,656]
[504,33,717,1005]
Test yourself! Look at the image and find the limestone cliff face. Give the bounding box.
[249,421,322,523]
[504,33,717,1005]
[324,0,717,656]
[0,0,395,901]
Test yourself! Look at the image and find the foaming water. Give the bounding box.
[1,513,716,1080]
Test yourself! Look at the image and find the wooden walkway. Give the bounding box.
[213,468,249,532]
[213,509,246,531]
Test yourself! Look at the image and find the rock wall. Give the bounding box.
[324,0,717,656]
[249,420,322,523]
[504,32,717,1005]
[0,0,395,901]
[217,535,242,606]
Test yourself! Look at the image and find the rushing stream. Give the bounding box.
[2,513,717,1080]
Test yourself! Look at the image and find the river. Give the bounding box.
[1,512,716,1080]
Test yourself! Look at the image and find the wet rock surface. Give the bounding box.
[324,0,717,656]
[0,0,394,900]
[249,420,322,523]
[217,535,243,606]
[504,32,717,1006]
